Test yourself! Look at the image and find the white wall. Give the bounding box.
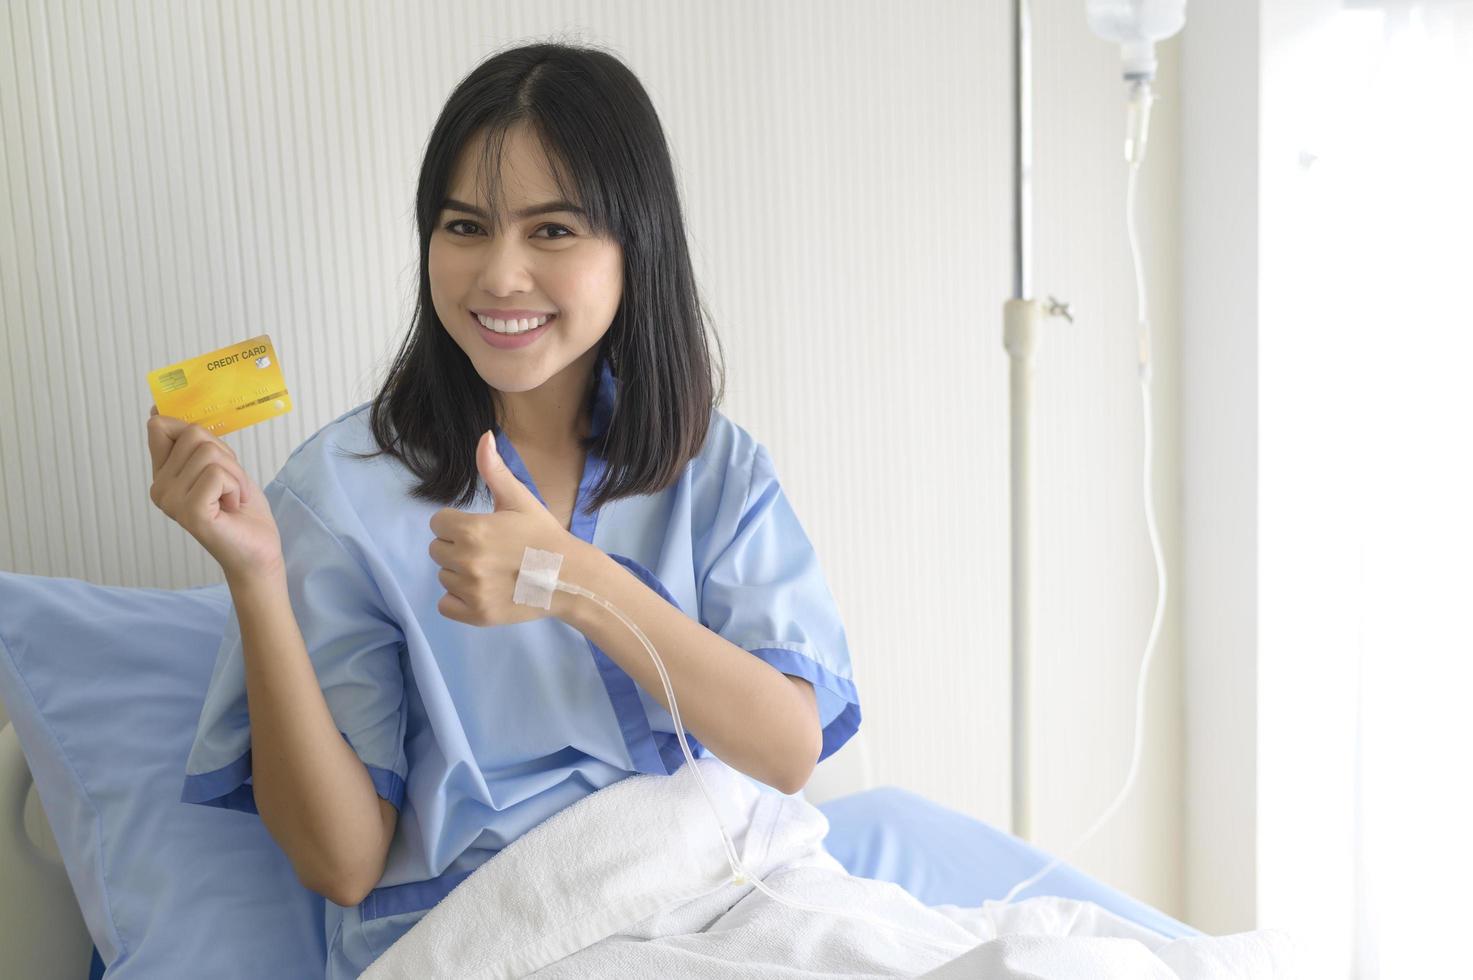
[0,0,1189,924]
[1179,0,1260,937]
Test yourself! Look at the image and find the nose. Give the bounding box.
[475,233,538,297]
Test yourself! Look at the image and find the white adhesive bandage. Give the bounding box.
[512,546,563,609]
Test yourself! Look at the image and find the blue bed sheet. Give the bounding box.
[817,785,1203,941]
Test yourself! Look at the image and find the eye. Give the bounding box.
[442,219,573,240]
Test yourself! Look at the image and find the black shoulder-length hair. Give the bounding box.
[339,38,725,512]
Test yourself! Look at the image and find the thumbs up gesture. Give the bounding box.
[428,430,582,627]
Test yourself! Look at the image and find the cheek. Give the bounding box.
[427,238,458,283]
[594,248,624,308]
[427,243,448,298]
[427,243,475,312]
[565,259,622,305]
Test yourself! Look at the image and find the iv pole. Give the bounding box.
[1005,0,1074,844]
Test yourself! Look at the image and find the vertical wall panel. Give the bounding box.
[0,0,1187,921]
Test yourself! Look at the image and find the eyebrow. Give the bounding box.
[441,198,587,221]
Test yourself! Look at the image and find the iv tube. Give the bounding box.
[519,573,978,956]
[993,76,1169,906]
[508,78,1173,935]
[522,80,1168,919]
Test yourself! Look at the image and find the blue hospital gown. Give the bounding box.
[180,351,862,977]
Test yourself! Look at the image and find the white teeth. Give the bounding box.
[476,313,552,334]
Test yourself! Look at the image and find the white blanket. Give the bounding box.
[363,759,1297,979]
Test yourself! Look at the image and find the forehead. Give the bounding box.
[447,125,565,210]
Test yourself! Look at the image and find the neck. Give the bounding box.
[493,349,599,453]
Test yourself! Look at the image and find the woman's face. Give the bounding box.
[429,124,623,401]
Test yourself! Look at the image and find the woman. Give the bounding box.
[147,40,860,977]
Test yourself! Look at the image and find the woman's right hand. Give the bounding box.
[147,405,284,581]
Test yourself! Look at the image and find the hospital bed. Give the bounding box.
[0,572,1201,977]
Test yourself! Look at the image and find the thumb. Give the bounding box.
[477,429,534,512]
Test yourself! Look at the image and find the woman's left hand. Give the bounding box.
[429,430,583,627]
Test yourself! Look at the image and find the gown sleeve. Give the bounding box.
[180,478,409,814]
[697,442,862,764]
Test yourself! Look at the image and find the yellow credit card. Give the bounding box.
[147,334,292,437]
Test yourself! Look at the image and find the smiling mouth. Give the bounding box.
[474,312,557,335]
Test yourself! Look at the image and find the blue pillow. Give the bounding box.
[0,572,325,978]
[817,785,1204,941]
